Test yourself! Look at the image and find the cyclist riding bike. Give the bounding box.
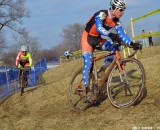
[81,0,142,102]
[15,45,32,87]
[64,50,71,61]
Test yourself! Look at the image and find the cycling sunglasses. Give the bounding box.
[22,51,26,53]
[119,7,126,12]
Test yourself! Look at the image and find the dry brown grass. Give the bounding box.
[0,46,160,130]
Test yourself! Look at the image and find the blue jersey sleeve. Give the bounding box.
[95,13,110,36]
[115,25,131,45]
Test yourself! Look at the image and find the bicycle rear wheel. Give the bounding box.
[68,67,95,111]
[107,58,146,108]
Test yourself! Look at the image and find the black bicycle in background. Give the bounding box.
[19,67,31,96]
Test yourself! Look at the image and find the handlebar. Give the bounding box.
[128,50,137,58]
[122,44,138,58]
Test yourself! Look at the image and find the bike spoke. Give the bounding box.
[107,58,145,107]
[68,68,92,111]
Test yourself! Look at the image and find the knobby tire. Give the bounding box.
[68,67,95,112]
[107,58,146,108]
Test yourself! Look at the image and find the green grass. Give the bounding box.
[0,46,160,130]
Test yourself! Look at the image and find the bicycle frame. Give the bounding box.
[92,50,123,91]
[19,67,30,95]
[68,47,145,111]
[21,69,28,83]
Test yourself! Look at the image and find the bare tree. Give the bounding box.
[0,0,30,32]
[39,49,57,61]
[2,44,19,66]
[61,23,85,51]
[38,42,66,61]
[0,31,7,58]
[37,23,85,60]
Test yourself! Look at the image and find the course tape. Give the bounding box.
[132,8,160,22]
[134,31,160,39]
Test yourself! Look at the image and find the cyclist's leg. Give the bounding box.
[23,63,30,87]
[66,55,70,61]
[100,41,117,72]
[25,70,29,87]
[82,53,98,103]
[18,62,24,80]
[82,52,93,94]
[18,69,22,88]
[81,31,97,102]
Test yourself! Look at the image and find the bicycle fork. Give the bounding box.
[116,60,132,96]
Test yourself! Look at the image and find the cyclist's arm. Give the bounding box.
[95,11,132,46]
[115,23,131,45]
[28,52,33,67]
[95,12,110,37]
[15,52,21,67]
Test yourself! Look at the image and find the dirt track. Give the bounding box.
[0,47,160,130]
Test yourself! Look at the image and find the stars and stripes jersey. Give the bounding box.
[85,10,119,37]
[82,10,131,50]
[15,51,32,67]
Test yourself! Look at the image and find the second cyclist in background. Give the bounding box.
[15,45,32,87]
[64,50,71,62]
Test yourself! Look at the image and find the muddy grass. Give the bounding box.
[0,46,160,130]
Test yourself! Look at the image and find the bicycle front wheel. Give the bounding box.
[68,67,94,111]
[20,75,27,96]
[107,58,146,108]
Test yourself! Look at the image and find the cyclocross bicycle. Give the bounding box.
[68,45,146,111]
[19,67,30,96]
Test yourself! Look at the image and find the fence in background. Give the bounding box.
[46,58,60,68]
[0,58,47,100]
[59,46,133,63]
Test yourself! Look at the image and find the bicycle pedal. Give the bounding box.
[83,98,92,103]
[88,92,97,101]
[84,92,97,103]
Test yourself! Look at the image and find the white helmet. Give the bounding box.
[21,45,27,51]
[64,51,70,56]
[110,0,126,9]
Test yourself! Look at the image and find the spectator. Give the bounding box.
[148,29,153,46]
[142,30,148,47]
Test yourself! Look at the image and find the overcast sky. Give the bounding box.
[7,0,160,49]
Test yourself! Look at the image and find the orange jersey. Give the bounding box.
[85,10,118,37]
[81,10,119,52]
